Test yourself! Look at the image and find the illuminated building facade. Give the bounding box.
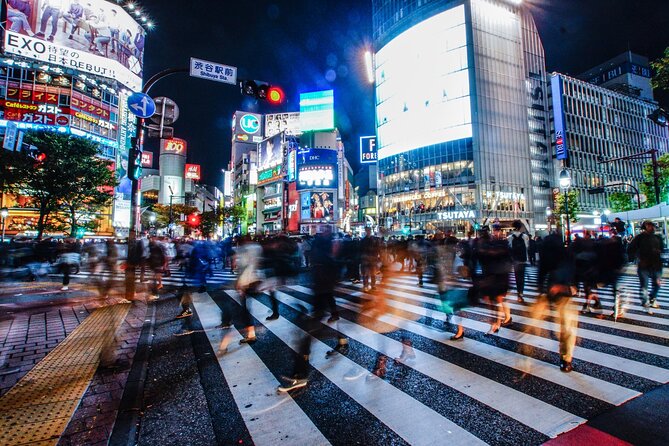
[0,0,150,238]
[373,0,552,234]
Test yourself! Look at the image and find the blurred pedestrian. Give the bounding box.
[57,238,80,291]
[235,236,263,342]
[508,220,529,303]
[476,224,512,334]
[360,227,379,292]
[628,221,663,314]
[148,236,166,298]
[572,230,601,312]
[311,226,340,322]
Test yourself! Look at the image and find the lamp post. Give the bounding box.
[559,169,572,245]
[0,207,8,243]
[546,206,553,232]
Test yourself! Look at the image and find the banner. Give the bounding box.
[3,0,145,90]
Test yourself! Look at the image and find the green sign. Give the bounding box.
[258,165,282,185]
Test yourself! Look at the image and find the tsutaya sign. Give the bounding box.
[437,210,476,221]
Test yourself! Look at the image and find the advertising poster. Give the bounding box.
[296,147,338,166]
[161,175,183,204]
[297,164,337,190]
[435,171,442,188]
[310,192,335,220]
[288,182,299,232]
[265,112,301,137]
[299,90,334,132]
[359,136,377,164]
[161,137,187,156]
[140,151,153,168]
[232,111,263,143]
[257,132,283,172]
[113,92,132,228]
[185,164,201,180]
[3,0,146,91]
[300,192,311,220]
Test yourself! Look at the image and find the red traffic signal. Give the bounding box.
[188,213,200,226]
[266,86,285,105]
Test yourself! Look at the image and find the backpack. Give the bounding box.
[511,234,527,262]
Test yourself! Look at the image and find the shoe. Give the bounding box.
[418,282,423,287]
[593,300,603,310]
[216,322,232,329]
[643,303,654,315]
[651,301,660,309]
[239,336,257,344]
[156,284,164,290]
[47,35,54,41]
[517,295,525,303]
[277,378,308,392]
[450,332,465,341]
[501,317,513,327]
[486,326,500,335]
[266,313,279,321]
[35,32,45,38]
[326,344,349,357]
[147,295,159,301]
[327,315,340,323]
[580,306,591,314]
[560,360,573,373]
[60,286,69,291]
[176,310,193,319]
[117,299,132,304]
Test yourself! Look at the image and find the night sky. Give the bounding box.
[139,0,669,187]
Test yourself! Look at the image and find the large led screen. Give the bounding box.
[3,0,145,91]
[374,5,472,160]
[257,132,283,172]
[299,90,334,132]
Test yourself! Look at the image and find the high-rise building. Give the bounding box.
[373,0,551,234]
[550,71,669,219]
[579,51,655,102]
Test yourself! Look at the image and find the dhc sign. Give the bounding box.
[437,210,476,221]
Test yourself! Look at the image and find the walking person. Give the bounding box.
[360,227,379,292]
[148,236,166,298]
[572,230,601,313]
[57,238,80,291]
[596,229,626,318]
[235,236,263,343]
[476,224,512,334]
[628,221,663,314]
[508,220,530,303]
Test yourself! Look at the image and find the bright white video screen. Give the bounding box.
[375,5,472,160]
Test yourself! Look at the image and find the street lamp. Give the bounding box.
[559,169,571,245]
[0,207,8,243]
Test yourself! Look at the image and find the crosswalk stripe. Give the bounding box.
[281,286,586,437]
[387,277,669,337]
[276,288,640,406]
[191,292,331,446]
[224,289,489,446]
[378,278,669,359]
[327,284,669,383]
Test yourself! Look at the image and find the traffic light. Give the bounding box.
[188,213,201,227]
[129,147,142,180]
[26,145,46,165]
[239,79,284,104]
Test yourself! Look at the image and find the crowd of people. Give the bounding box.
[0,218,664,390]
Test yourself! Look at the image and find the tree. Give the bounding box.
[608,191,635,212]
[148,203,198,232]
[554,190,580,223]
[19,132,117,238]
[640,153,669,207]
[651,47,669,91]
[200,210,221,239]
[222,205,245,234]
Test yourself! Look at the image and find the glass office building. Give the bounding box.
[550,72,669,214]
[373,0,552,234]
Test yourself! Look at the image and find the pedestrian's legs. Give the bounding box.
[62,264,71,286]
[361,263,370,290]
[514,262,526,298]
[416,260,424,286]
[557,296,577,370]
[238,291,256,341]
[649,270,661,305]
[267,289,279,319]
[125,264,136,300]
[638,268,650,306]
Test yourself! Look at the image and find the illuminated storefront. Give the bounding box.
[373,0,552,233]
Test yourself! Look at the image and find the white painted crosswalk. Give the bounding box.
[186,267,669,445]
[59,264,237,286]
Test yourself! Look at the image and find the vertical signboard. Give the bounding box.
[288,182,300,232]
[359,136,377,164]
[551,74,568,161]
[113,91,133,229]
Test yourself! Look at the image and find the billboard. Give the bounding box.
[288,182,299,232]
[299,90,334,132]
[297,164,337,190]
[308,191,335,220]
[296,147,337,166]
[3,0,146,91]
[359,135,377,164]
[265,112,301,137]
[300,192,310,220]
[185,164,201,180]
[551,75,568,160]
[257,165,281,185]
[375,5,472,160]
[0,69,119,143]
[161,138,187,156]
[232,111,263,143]
[257,132,283,172]
[287,149,296,182]
[140,151,153,167]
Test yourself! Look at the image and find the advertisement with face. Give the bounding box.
[3,0,145,90]
[257,132,282,172]
[310,192,334,220]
